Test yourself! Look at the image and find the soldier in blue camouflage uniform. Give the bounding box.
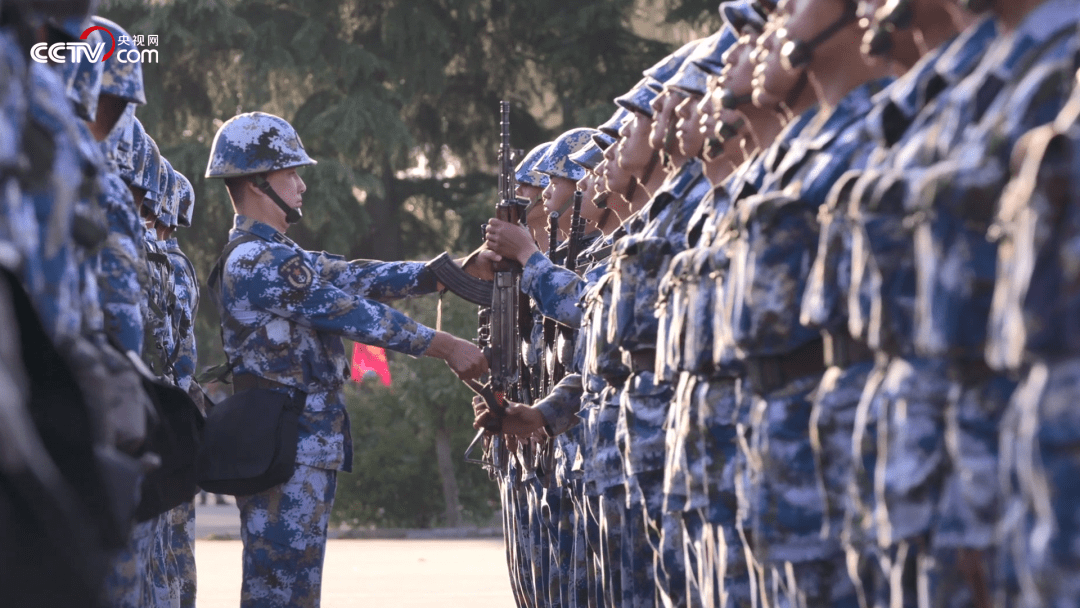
[206,111,487,607]
[895,2,1079,606]
[797,2,983,604]
[481,67,687,607]
[158,169,201,608]
[722,0,893,604]
[655,5,788,605]
[988,73,1080,607]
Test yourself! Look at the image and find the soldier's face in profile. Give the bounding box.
[602,139,632,195]
[649,89,686,153]
[716,33,758,110]
[752,16,799,108]
[675,93,706,158]
[616,110,655,178]
[265,168,306,209]
[575,173,604,225]
[542,175,576,219]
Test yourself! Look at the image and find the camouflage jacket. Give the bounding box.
[214,215,440,470]
[728,78,891,359]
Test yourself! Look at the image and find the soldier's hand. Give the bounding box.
[484,218,540,266]
[457,246,495,282]
[473,402,546,438]
[425,332,489,380]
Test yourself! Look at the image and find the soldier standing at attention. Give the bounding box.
[205,111,488,608]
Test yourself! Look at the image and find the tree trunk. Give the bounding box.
[434,423,462,527]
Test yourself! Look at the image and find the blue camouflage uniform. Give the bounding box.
[216,214,440,605]
[726,76,891,608]
[987,77,1080,606]
[899,3,1080,606]
[836,18,998,608]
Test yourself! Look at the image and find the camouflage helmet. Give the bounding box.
[721,0,768,35]
[145,156,173,217]
[535,128,596,182]
[205,111,317,179]
[597,107,631,139]
[176,172,195,228]
[92,17,146,106]
[592,131,617,151]
[121,118,147,185]
[109,103,137,170]
[670,28,737,95]
[515,142,552,189]
[159,164,181,228]
[643,39,700,93]
[569,139,608,172]
[615,79,660,117]
[134,133,162,199]
[60,29,104,121]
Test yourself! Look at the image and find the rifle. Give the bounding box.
[463,101,530,464]
[542,212,561,395]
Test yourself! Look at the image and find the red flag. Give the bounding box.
[350,343,392,386]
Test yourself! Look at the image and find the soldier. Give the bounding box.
[988,76,1080,607]
[720,0,893,605]
[654,5,775,606]
[205,111,487,607]
[160,169,201,608]
[812,2,994,605]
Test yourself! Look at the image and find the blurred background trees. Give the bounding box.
[101,0,718,528]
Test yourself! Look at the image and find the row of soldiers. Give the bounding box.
[471,0,1080,606]
[1,1,204,607]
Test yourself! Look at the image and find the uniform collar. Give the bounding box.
[232,214,297,247]
[933,16,998,87]
[805,77,893,152]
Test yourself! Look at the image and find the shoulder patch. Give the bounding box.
[279,254,314,289]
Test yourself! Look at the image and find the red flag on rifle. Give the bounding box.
[350,343,391,386]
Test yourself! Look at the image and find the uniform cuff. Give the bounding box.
[520,251,556,301]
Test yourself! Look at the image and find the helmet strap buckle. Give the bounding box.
[253,174,302,224]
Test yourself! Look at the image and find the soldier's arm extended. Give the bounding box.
[314,254,439,303]
[230,243,438,357]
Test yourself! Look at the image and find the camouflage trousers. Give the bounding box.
[999,359,1080,608]
[599,486,625,607]
[149,510,180,607]
[171,501,197,608]
[235,464,336,608]
[100,517,156,607]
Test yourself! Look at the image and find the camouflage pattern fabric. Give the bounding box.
[216,215,440,470]
[236,464,337,608]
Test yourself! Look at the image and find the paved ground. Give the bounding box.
[195,539,516,607]
[193,498,516,607]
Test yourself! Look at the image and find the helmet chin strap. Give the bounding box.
[780,1,859,71]
[253,174,302,224]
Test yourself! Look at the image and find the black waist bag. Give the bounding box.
[196,388,303,496]
[135,375,205,522]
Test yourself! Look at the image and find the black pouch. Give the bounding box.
[134,371,206,522]
[196,388,303,496]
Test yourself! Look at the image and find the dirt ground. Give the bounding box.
[194,538,517,607]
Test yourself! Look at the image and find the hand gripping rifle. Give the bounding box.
[462,101,530,463]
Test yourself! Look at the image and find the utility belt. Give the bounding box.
[745,338,826,395]
[823,329,873,369]
[232,373,295,394]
